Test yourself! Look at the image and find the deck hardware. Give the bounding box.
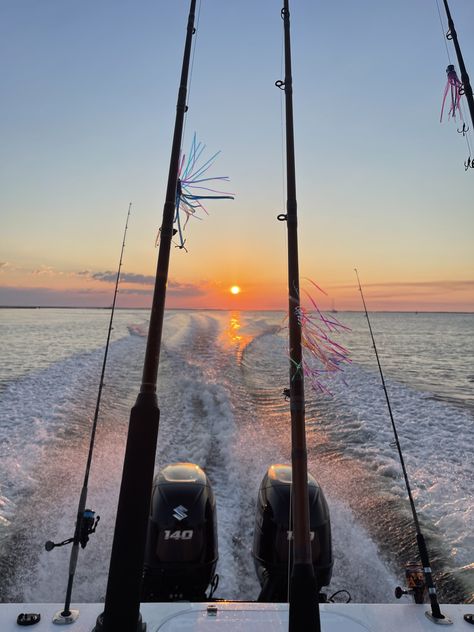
[17,613,41,626]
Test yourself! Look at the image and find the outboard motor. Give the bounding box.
[142,462,218,601]
[252,464,332,601]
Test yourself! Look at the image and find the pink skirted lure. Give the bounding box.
[440,64,463,122]
[284,280,351,396]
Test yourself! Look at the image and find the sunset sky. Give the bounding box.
[1,0,473,311]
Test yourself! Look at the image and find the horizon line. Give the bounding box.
[1,305,473,315]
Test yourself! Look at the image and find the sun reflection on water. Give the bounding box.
[222,312,253,361]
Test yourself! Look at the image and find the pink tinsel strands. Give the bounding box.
[440,64,463,122]
[286,280,351,396]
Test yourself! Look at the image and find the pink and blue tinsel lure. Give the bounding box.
[157,134,234,250]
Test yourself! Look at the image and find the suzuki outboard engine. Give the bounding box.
[142,462,218,601]
[252,464,333,601]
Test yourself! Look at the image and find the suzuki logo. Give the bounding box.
[172,505,188,521]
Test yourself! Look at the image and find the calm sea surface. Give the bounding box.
[0,308,472,604]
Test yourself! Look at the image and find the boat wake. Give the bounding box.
[0,311,472,604]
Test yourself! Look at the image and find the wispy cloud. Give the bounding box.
[82,270,206,297]
[334,279,474,297]
[167,279,206,297]
[117,288,153,296]
[0,286,108,307]
[32,265,57,276]
[116,272,156,285]
[83,270,156,285]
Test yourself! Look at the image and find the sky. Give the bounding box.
[1,0,473,311]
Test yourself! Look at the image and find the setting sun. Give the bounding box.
[230,285,241,295]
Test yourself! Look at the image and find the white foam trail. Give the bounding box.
[2,310,472,604]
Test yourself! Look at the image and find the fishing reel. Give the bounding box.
[395,562,427,604]
[45,509,100,552]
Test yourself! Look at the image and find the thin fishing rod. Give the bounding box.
[95,4,197,632]
[354,269,449,624]
[441,0,474,130]
[279,2,321,631]
[55,202,131,622]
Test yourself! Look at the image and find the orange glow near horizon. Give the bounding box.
[1,264,473,312]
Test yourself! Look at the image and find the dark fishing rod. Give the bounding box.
[441,0,474,130]
[45,202,131,624]
[278,2,321,631]
[354,269,451,625]
[94,3,197,632]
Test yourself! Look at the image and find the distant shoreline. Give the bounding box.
[0,306,472,315]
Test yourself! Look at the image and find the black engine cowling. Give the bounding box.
[142,462,218,601]
[252,464,333,601]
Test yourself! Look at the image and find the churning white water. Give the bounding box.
[0,309,472,604]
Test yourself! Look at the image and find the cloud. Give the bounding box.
[0,262,12,272]
[79,270,205,297]
[117,272,156,285]
[0,281,204,307]
[32,265,57,276]
[0,286,107,307]
[118,288,153,296]
[0,284,157,307]
[86,270,156,285]
[333,279,474,297]
[167,279,206,297]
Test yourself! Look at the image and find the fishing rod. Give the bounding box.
[45,202,132,624]
[354,269,451,625]
[278,2,321,631]
[94,3,197,632]
[441,0,474,130]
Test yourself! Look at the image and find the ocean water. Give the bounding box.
[0,308,472,604]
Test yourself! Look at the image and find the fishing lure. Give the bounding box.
[440,64,463,122]
[285,280,351,395]
[296,305,351,395]
[156,134,234,251]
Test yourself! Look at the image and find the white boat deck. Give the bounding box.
[2,602,473,631]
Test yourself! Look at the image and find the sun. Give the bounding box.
[230,285,241,295]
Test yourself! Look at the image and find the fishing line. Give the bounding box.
[182,0,202,156]
[46,203,132,624]
[354,269,450,625]
[436,0,474,168]
[435,0,452,64]
[434,0,473,168]
[459,100,474,169]
[459,111,473,168]
[280,26,287,213]
[279,3,321,629]
[286,482,293,603]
